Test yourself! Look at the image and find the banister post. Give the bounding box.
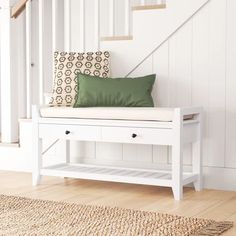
[0,0,18,143]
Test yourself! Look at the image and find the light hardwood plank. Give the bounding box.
[0,170,235,235]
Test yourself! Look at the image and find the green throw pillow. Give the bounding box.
[73,73,155,107]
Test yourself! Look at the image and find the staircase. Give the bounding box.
[100,0,209,77]
[0,0,209,144]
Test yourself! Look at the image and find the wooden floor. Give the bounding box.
[0,171,235,235]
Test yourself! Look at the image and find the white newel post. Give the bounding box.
[0,0,18,143]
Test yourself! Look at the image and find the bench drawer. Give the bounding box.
[101,127,173,145]
[39,124,101,141]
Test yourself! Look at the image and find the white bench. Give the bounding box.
[32,106,203,200]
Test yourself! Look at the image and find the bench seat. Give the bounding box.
[40,107,192,122]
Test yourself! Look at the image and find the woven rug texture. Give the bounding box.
[0,195,233,236]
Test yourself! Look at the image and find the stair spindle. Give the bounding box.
[79,0,85,52]
[39,0,44,105]
[94,0,100,50]
[109,0,115,37]
[125,0,130,36]
[52,0,58,86]
[26,0,32,118]
[64,0,71,51]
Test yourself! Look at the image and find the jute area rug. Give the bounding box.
[0,195,233,236]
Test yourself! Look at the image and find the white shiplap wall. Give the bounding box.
[1,0,235,191]
[68,0,236,185]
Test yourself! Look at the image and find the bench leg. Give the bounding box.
[32,138,42,186]
[192,140,202,191]
[172,143,183,201]
[65,140,70,164]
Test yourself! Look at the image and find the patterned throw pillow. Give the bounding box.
[50,51,110,106]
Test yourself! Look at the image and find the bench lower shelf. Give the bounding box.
[41,163,198,188]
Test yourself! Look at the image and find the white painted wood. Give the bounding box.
[70,0,80,51]
[171,108,183,200]
[71,141,96,162]
[34,106,202,200]
[65,140,70,163]
[153,146,168,164]
[96,142,123,162]
[41,163,197,187]
[101,126,173,145]
[126,57,153,164]
[79,0,85,52]
[15,13,26,120]
[26,0,32,118]
[191,4,209,167]
[39,124,101,141]
[168,22,193,166]
[123,144,152,163]
[38,0,44,105]
[0,0,18,143]
[152,43,169,108]
[152,43,170,164]
[109,0,115,36]
[52,0,58,85]
[2,0,236,192]
[192,115,202,191]
[124,0,130,36]
[226,0,236,168]
[41,163,174,187]
[100,0,209,77]
[207,0,226,168]
[169,24,192,107]
[183,123,199,144]
[64,0,71,51]
[140,0,145,5]
[32,105,42,185]
[52,0,57,52]
[38,116,174,128]
[94,0,100,50]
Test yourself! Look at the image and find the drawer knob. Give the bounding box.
[132,133,137,138]
[65,130,71,135]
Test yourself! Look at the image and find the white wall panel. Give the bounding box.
[71,141,96,161]
[168,22,193,165]
[152,43,169,164]
[168,23,192,108]
[225,0,236,168]
[192,4,210,166]
[123,144,153,163]
[152,43,169,108]
[207,0,226,167]
[96,142,123,161]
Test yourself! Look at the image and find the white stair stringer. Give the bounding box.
[100,0,209,77]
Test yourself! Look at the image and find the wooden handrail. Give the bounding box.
[11,0,29,18]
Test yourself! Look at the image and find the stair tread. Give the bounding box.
[0,134,19,147]
[101,36,133,41]
[0,142,19,148]
[132,4,166,11]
